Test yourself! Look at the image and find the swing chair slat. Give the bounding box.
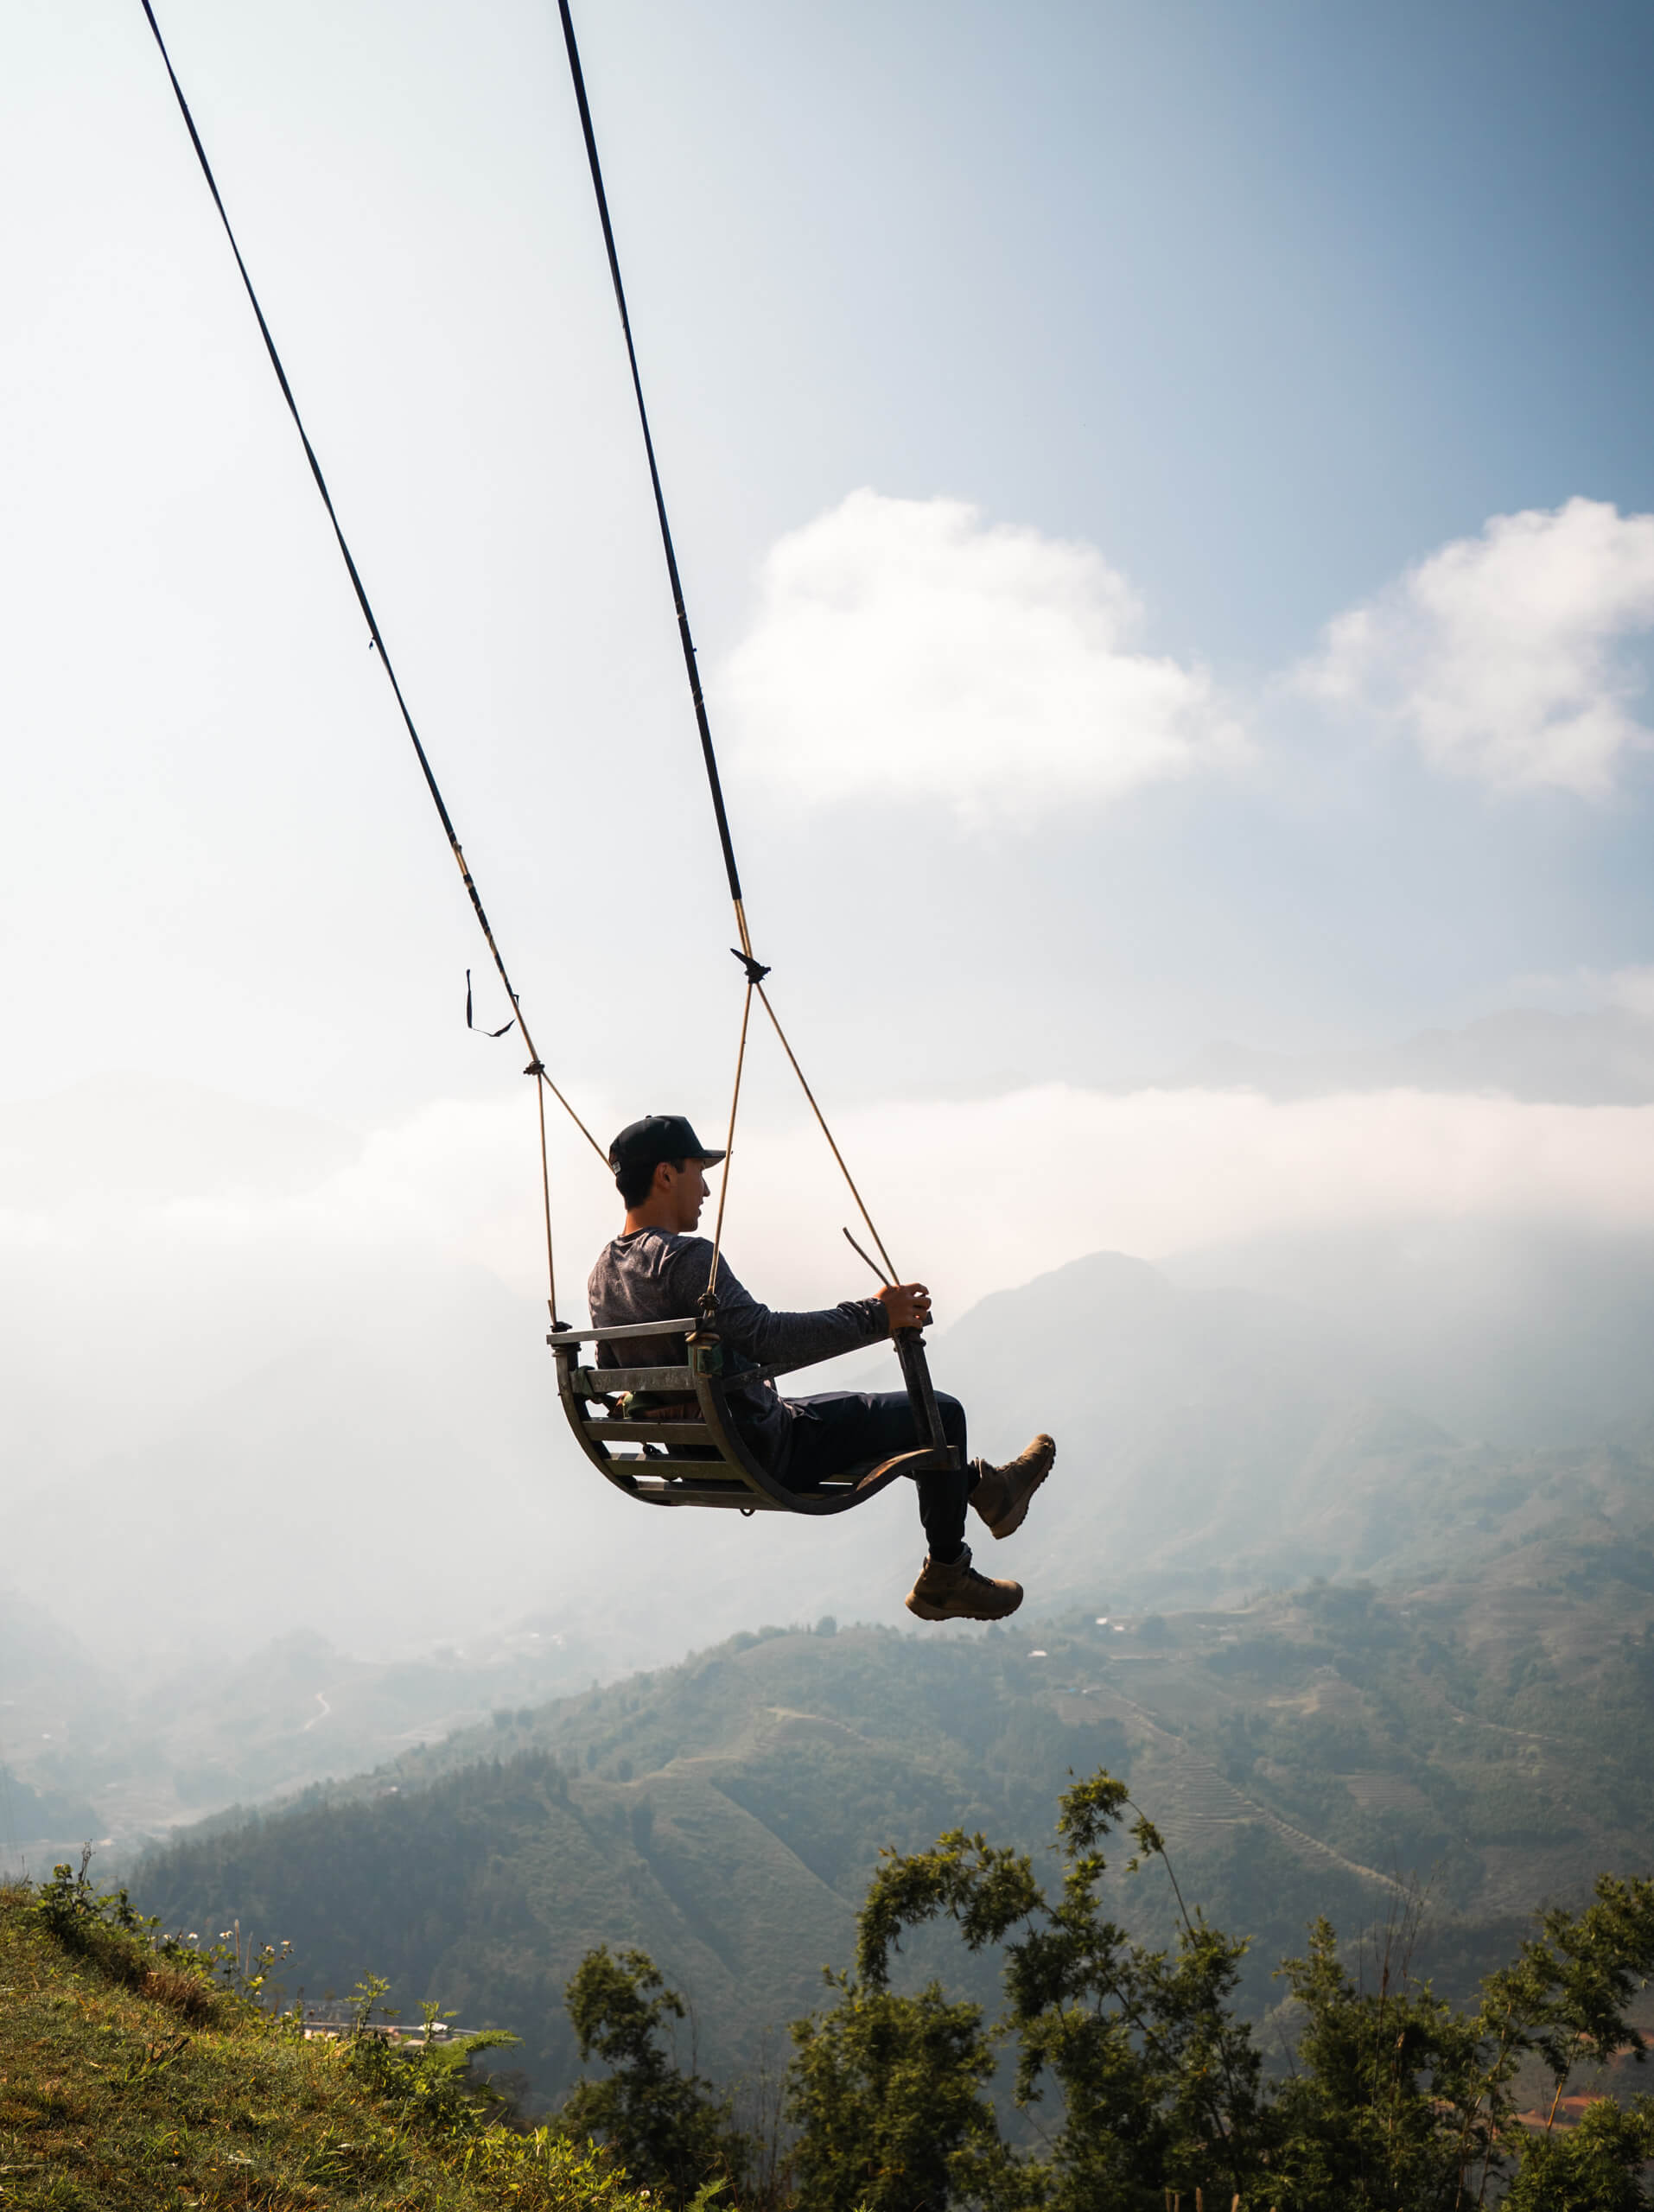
[550,1317,701,1344]
[570,1364,690,1395]
[592,1419,718,1445]
[568,1363,785,1397]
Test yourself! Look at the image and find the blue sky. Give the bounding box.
[577,0,1654,653]
[3,0,1652,1126]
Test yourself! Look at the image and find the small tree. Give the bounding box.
[786,1973,1003,2212]
[559,1944,747,2207]
[561,1780,1654,2210]
[821,1771,1654,2210]
[846,1772,1265,2208]
[1505,2097,1654,2212]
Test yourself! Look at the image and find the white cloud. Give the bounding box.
[6,1068,1653,1659]
[1601,966,1654,1020]
[716,490,1245,822]
[1509,963,1654,1019]
[10,1077,1653,1445]
[9,1074,1654,1661]
[1301,497,1654,794]
[735,1082,1654,1309]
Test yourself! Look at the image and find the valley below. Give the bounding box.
[124,1510,1654,2112]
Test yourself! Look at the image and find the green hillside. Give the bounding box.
[136,1518,1654,2113]
[0,1864,646,2210]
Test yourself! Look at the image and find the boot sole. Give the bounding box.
[906,1586,1024,1622]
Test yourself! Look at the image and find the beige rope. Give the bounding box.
[512,995,608,1169]
[511,996,606,1326]
[704,979,755,1300]
[532,1063,608,1166]
[754,981,900,1285]
[532,1058,559,1324]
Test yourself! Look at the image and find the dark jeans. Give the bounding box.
[777,1389,975,1561]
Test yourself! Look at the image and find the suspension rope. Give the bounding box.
[703,980,755,1309]
[141,0,907,1307]
[755,984,900,1283]
[134,0,608,1223]
[554,0,762,965]
[556,0,907,1284]
[843,1224,894,1288]
[529,1060,560,1325]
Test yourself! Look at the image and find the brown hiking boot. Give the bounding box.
[970,1433,1055,1540]
[905,1543,1024,1623]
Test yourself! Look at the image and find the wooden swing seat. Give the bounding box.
[549,1316,956,1514]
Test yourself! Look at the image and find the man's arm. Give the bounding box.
[665,1242,924,1373]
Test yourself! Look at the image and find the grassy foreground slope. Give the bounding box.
[0,1875,644,2212]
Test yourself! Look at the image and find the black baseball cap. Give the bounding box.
[608,1113,726,1176]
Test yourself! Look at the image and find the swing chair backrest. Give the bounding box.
[548,1319,938,1514]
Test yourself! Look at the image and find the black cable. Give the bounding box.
[135,0,531,1049]
[554,0,753,938]
[554,3,914,1276]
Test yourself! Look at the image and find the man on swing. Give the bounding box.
[588,1113,1056,1623]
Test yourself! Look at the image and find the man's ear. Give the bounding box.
[652,1158,677,1197]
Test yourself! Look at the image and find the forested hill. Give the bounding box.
[136,1538,1654,2113]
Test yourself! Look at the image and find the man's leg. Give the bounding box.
[777,1390,1033,1624]
[779,1389,974,1560]
[916,1394,970,1561]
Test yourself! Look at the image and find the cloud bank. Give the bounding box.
[716,491,1654,818]
[1301,497,1654,794]
[8,1076,1654,1471]
[716,490,1245,822]
[9,1071,1652,1658]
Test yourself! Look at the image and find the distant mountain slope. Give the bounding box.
[0,1590,116,1872]
[17,1230,1654,1858]
[1161,1218,1654,1446]
[930,1240,1654,1608]
[135,1625,1129,2104]
[137,1526,1654,2112]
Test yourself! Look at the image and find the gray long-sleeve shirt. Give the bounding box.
[587,1228,888,1471]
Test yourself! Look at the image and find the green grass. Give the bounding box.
[0,1878,650,2212]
